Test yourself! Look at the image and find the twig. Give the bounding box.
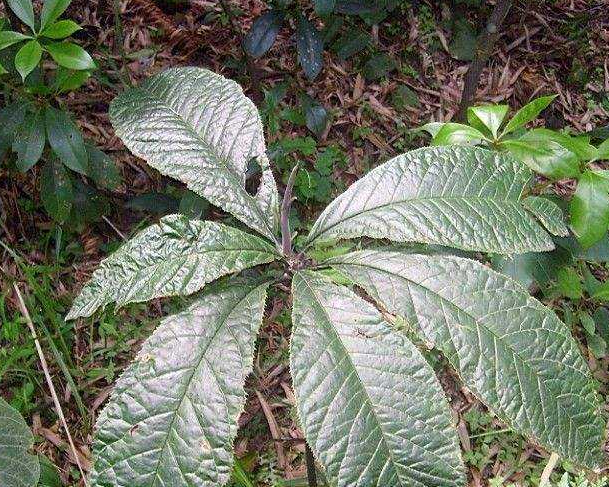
[539,452,560,487]
[305,444,318,487]
[102,215,126,240]
[13,283,89,486]
[457,0,513,120]
[255,390,286,470]
[281,165,299,257]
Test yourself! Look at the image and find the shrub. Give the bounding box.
[68,67,606,487]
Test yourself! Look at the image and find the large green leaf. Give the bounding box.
[243,10,284,58]
[570,171,609,249]
[6,0,35,32]
[109,67,280,243]
[45,106,88,175]
[307,146,555,254]
[90,282,268,487]
[328,250,606,469]
[66,214,277,319]
[290,270,466,487]
[40,0,71,31]
[13,108,45,171]
[0,397,40,487]
[501,95,556,137]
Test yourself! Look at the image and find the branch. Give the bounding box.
[281,164,299,257]
[457,0,513,120]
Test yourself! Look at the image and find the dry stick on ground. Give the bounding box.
[539,452,560,487]
[13,283,89,486]
[457,0,514,120]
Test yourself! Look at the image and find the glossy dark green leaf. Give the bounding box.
[570,171,609,248]
[91,283,268,487]
[502,138,580,179]
[45,106,88,175]
[501,95,556,136]
[432,123,486,145]
[308,146,555,254]
[14,40,41,80]
[40,156,73,222]
[6,0,35,32]
[66,214,278,319]
[291,270,466,487]
[40,0,71,31]
[13,108,45,171]
[467,105,508,139]
[109,67,280,242]
[40,20,81,39]
[46,42,95,70]
[243,10,284,58]
[53,66,90,92]
[295,14,323,80]
[0,397,40,487]
[329,250,606,469]
[85,143,122,190]
[314,0,335,14]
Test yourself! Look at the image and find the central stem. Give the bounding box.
[281,164,299,257]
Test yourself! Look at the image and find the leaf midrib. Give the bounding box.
[131,85,277,242]
[75,245,276,314]
[310,195,534,244]
[297,273,463,486]
[333,257,599,462]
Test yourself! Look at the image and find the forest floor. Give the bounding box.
[1,0,608,486]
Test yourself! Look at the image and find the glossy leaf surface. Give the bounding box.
[501,95,556,136]
[109,67,280,242]
[243,10,284,58]
[308,146,555,254]
[0,397,40,487]
[90,283,268,487]
[290,270,466,487]
[329,250,606,469]
[66,214,277,319]
[46,42,95,70]
[40,0,71,31]
[570,171,609,249]
[295,14,323,80]
[467,105,508,138]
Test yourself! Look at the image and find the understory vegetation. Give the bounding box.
[0,1,608,486]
